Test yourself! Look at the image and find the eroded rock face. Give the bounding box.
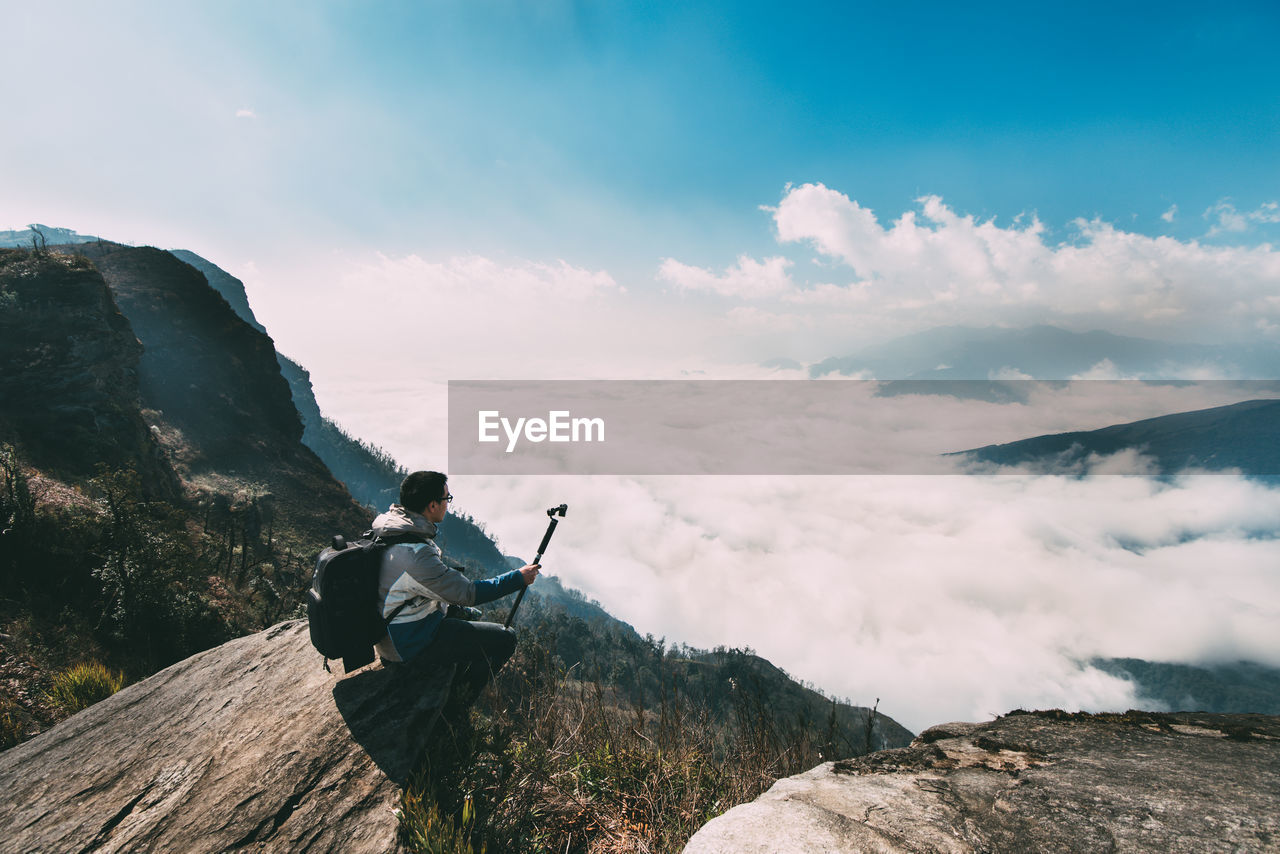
[0,620,452,853]
[684,710,1280,853]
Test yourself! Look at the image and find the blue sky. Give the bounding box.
[4,0,1278,277]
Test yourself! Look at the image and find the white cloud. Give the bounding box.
[1205,200,1249,234]
[1205,198,1280,235]
[235,108,257,119]
[445,380,1280,732]
[658,254,794,298]
[754,184,1280,344]
[1069,358,1138,380]
[779,281,873,307]
[989,366,1034,380]
[460,470,1280,733]
[247,250,740,470]
[1161,204,1177,223]
[724,305,809,333]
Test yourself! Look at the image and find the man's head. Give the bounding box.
[400,471,451,522]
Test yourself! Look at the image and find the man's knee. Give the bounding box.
[483,625,516,665]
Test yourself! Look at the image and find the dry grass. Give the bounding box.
[400,640,834,853]
[44,661,126,715]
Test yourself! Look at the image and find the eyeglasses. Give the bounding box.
[442,494,454,504]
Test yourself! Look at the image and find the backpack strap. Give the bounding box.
[385,600,410,625]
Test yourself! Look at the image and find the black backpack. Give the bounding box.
[306,531,427,672]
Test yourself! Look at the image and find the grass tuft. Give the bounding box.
[398,781,483,854]
[0,697,23,750]
[44,661,126,714]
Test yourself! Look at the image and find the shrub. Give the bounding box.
[0,697,23,750]
[45,661,125,714]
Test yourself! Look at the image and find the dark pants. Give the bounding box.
[404,619,517,700]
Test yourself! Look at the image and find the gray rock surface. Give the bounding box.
[0,620,453,853]
[684,710,1280,853]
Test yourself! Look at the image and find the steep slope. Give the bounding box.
[0,248,176,497]
[66,242,369,535]
[166,250,504,564]
[2,244,381,736]
[169,248,267,335]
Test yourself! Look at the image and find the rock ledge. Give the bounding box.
[0,620,452,853]
[684,709,1280,853]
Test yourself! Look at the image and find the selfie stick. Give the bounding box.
[504,504,567,628]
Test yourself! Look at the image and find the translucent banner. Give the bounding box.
[447,380,1280,475]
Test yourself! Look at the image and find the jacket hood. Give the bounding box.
[371,504,438,539]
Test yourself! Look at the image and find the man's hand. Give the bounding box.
[519,563,541,585]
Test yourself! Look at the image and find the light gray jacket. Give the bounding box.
[371,504,524,662]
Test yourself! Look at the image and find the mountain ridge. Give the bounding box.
[809,324,1280,380]
[955,397,1280,475]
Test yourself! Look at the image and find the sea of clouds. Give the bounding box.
[246,185,1280,733]
[458,470,1280,733]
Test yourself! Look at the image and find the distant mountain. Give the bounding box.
[1094,658,1280,715]
[0,224,101,249]
[955,398,1280,475]
[811,325,1280,380]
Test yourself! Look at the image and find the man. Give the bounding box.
[373,470,539,700]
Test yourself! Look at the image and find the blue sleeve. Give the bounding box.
[471,569,526,606]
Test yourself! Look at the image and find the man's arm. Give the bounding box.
[472,563,539,606]
[399,548,539,607]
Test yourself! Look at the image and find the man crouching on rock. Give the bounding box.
[374,470,539,704]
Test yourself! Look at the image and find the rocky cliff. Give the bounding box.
[684,709,1280,853]
[0,620,452,853]
[0,249,177,497]
[63,242,369,535]
[169,248,269,335]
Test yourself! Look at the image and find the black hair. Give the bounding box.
[400,471,448,514]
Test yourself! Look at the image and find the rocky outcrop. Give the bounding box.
[684,709,1280,853]
[0,620,454,853]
